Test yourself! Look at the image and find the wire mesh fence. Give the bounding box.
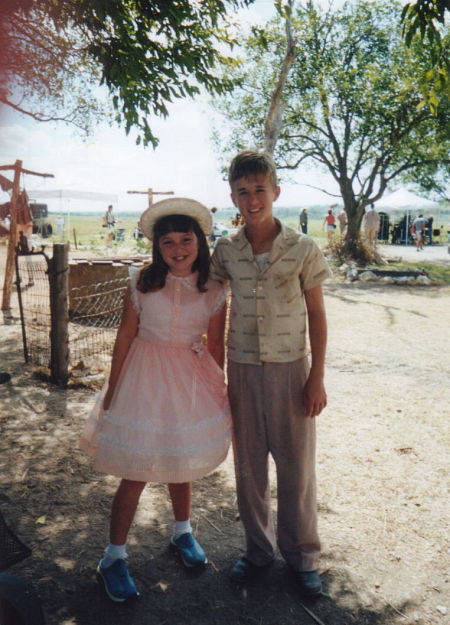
[69,277,129,370]
[16,252,131,373]
[16,252,51,367]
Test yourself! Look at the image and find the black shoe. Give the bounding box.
[290,568,322,597]
[230,557,272,584]
[0,372,11,384]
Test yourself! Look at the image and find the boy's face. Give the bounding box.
[231,173,280,227]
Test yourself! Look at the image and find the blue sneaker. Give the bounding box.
[170,533,207,567]
[97,558,139,602]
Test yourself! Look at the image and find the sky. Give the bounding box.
[0,0,343,215]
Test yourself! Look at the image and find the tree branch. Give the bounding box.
[0,96,87,131]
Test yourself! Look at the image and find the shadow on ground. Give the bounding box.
[0,320,430,625]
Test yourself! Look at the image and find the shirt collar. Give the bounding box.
[167,271,198,288]
[231,219,296,252]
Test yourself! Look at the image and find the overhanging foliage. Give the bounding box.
[0,0,254,145]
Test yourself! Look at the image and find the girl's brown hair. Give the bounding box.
[137,214,210,293]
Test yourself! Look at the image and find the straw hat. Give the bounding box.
[139,198,213,239]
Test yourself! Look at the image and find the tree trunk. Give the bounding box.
[341,186,366,257]
[264,1,296,155]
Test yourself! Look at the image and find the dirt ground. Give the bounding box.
[0,243,449,625]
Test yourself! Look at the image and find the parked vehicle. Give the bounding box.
[29,202,52,237]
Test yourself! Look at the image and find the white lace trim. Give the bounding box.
[103,407,228,433]
[98,425,231,457]
[166,271,198,291]
[128,266,141,312]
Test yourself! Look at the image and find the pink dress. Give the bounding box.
[79,268,231,483]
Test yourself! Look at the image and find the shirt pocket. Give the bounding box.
[273,273,302,304]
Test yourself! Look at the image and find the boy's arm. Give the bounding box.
[303,284,327,418]
[207,303,227,369]
[210,244,230,283]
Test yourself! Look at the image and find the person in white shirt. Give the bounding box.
[412,213,426,251]
[363,204,380,248]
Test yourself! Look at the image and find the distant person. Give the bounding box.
[299,208,308,234]
[17,222,35,286]
[104,205,116,230]
[210,206,218,246]
[232,212,241,227]
[412,213,426,251]
[337,209,347,235]
[426,215,434,245]
[56,215,64,237]
[80,198,230,602]
[363,204,380,248]
[323,208,336,242]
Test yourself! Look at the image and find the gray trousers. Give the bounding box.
[227,358,320,571]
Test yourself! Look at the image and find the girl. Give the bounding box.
[322,208,336,242]
[79,198,231,602]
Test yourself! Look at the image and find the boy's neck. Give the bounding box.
[245,218,280,254]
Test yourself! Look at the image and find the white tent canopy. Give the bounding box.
[377,188,439,245]
[378,188,438,210]
[27,189,118,202]
[26,189,118,241]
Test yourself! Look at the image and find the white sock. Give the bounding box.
[101,543,128,568]
[173,519,192,538]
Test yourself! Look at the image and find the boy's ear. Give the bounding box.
[230,192,237,207]
[274,186,281,202]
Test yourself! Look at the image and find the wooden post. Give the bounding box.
[1,160,22,310]
[127,188,174,208]
[49,243,69,386]
[0,161,54,310]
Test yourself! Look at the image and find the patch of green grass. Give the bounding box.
[282,217,327,244]
[386,262,450,284]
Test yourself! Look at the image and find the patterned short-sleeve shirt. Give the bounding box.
[210,221,331,364]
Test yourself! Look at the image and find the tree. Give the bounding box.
[0,0,254,146]
[213,0,450,256]
[0,1,108,134]
[401,0,449,113]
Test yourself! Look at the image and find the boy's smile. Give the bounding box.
[159,231,199,277]
[231,173,280,227]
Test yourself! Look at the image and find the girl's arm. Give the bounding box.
[206,302,227,369]
[103,286,139,410]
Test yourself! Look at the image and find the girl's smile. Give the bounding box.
[159,230,199,277]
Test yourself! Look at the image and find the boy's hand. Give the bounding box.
[303,373,327,418]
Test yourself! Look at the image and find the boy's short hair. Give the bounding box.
[228,150,278,187]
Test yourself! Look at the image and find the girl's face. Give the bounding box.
[158,230,199,277]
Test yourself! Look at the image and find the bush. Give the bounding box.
[325,233,383,265]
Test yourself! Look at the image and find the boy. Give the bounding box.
[211,150,331,596]
[412,213,426,251]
